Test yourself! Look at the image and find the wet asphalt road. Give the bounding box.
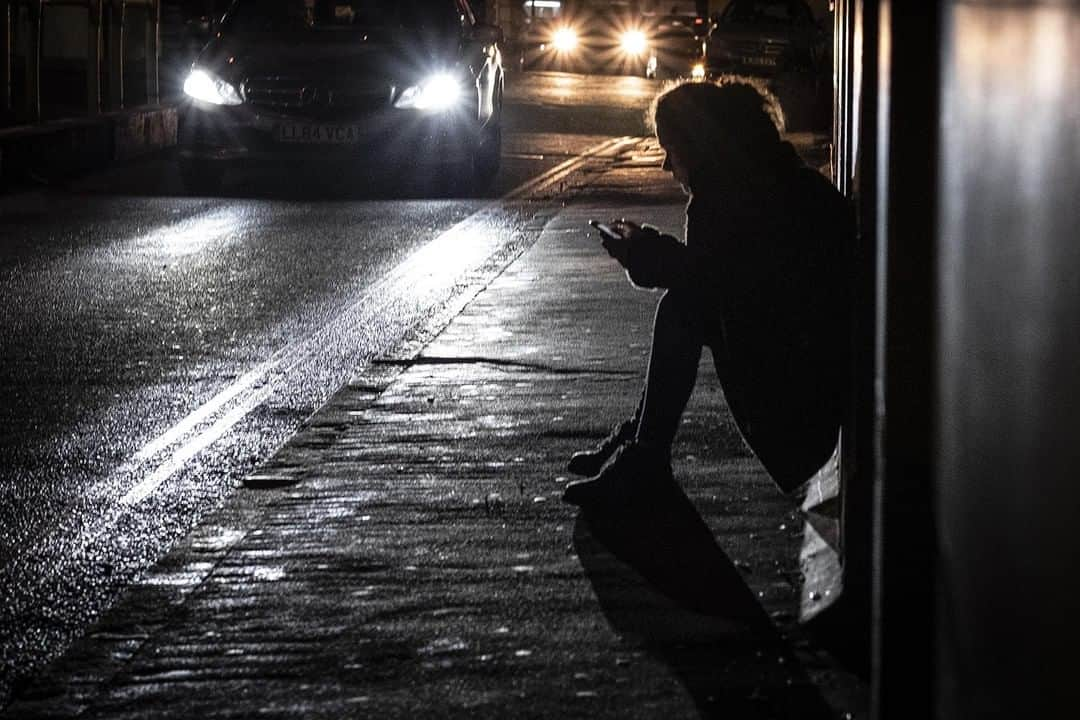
[0,71,657,698]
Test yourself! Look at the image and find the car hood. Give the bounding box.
[198,33,460,86]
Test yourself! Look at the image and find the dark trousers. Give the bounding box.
[634,290,709,453]
[632,290,841,490]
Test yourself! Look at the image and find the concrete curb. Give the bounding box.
[0,105,177,186]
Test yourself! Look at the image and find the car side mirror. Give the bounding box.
[470,23,503,45]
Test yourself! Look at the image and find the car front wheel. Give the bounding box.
[474,122,502,189]
[431,120,500,198]
[426,154,474,198]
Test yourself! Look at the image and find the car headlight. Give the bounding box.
[394,73,463,111]
[183,68,242,106]
[621,30,647,55]
[552,27,578,52]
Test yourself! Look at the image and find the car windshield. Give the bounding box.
[720,0,812,25]
[654,19,695,38]
[226,0,461,34]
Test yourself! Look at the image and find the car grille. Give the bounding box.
[731,39,788,56]
[243,77,393,117]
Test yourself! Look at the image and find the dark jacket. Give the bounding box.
[625,149,855,488]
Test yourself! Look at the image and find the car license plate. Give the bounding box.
[277,124,362,144]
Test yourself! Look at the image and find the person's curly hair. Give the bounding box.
[649,77,788,180]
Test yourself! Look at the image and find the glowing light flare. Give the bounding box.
[552,26,578,52]
[620,30,647,55]
[394,72,463,111]
[183,68,242,106]
[691,62,706,79]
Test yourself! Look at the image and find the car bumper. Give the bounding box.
[705,50,815,78]
[178,101,480,167]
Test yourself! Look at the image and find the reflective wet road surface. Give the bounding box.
[0,70,659,699]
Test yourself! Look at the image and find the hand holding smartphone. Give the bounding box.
[590,218,636,266]
[589,219,623,241]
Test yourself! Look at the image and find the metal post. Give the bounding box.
[145,0,156,104]
[872,1,941,717]
[2,0,11,118]
[106,0,121,109]
[87,0,101,112]
[25,0,40,121]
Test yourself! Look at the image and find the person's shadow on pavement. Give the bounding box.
[572,481,834,719]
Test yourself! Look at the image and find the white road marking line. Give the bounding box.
[505,136,636,200]
[121,384,274,505]
[133,365,268,462]
[116,135,637,505]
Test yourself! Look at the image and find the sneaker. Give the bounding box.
[567,418,637,477]
[562,442,673,507]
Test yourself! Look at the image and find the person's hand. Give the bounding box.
[596,219,683,289]
[597,218,660,268]
[615,220,661,245]
[592,218,626,265]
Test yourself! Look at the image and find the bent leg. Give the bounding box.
[562,291,703,506]
[635,290,706,454]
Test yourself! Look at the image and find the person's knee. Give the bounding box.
[654,290,710,346]
[655,290,695,324]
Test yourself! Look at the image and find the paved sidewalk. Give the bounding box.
[4,140,866,719]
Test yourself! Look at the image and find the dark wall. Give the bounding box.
[936,2,1080,717]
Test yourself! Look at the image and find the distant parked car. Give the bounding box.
[517,4,653,77]
[644,14,707,80]
[177,0,504,195]
[704,0,826,78]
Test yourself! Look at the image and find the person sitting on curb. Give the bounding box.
[563,79,854,507]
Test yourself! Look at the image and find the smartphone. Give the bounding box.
[589,219,623,241]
